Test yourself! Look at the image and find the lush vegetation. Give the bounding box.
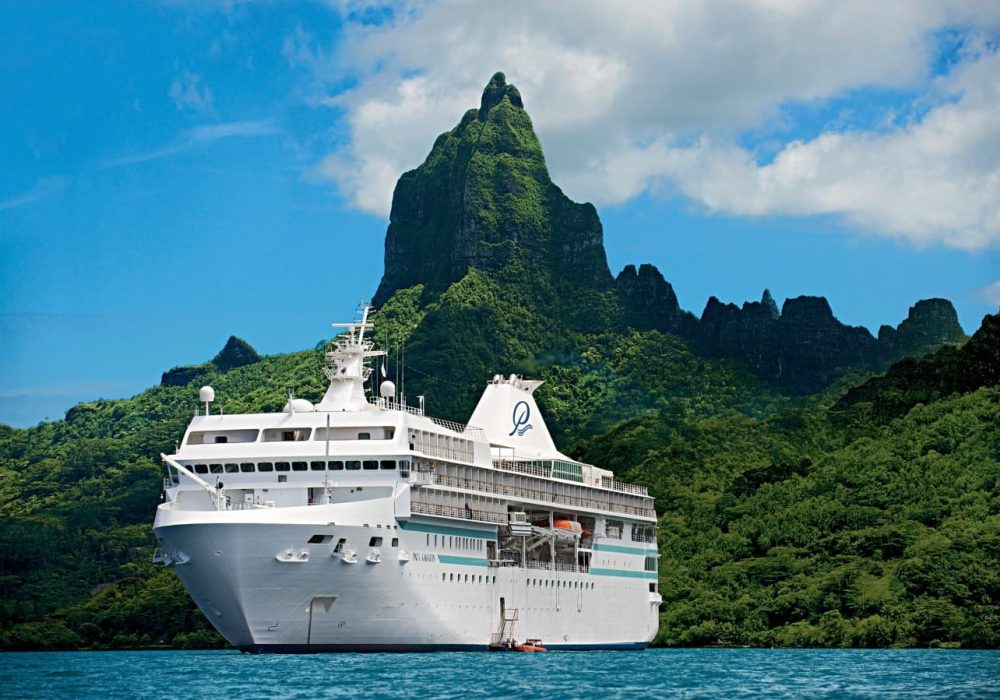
[1,68,995,651]
[2,311,995,650]
[575,313,1000,648]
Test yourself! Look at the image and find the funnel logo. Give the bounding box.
[509,400,534,437]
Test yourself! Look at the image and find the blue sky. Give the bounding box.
[1,1,998,427]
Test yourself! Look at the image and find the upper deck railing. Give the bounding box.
[429,417,486,440]
[492,458,649,497]
[428,467,655,518]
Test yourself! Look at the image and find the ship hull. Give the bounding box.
[154,507,659,653]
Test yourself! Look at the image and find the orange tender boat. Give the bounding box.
[515,639,547,652]
[551,519,593,539]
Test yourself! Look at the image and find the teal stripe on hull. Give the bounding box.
[399,520,497,540]
[590,567,658,580]
[438,554,489,567]
[592,543,658,556]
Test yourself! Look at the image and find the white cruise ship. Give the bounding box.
[153,305,660,652]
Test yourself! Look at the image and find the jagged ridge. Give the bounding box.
[374,73,967,397]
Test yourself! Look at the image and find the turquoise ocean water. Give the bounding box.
[2,649,998,698]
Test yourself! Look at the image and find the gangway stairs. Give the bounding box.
[489,608,519,650]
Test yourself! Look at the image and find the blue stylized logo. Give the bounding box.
[509,400,534,437]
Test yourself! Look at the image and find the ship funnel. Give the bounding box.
[468,375,570,461]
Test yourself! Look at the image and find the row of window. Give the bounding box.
[425,534,485,552]
[187,459,411,475]
[439,573,597,590]
[190,428,394,444]
[444,573,496,584]
[526,578,594,590]
[309,535,404,548]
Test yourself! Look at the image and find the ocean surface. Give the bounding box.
[2,648,998,699]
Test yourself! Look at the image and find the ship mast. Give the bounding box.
[316,303,386,412]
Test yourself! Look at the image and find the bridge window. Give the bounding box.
[275,462,291,472]
[240,463,255,473]
[209,464,223,474]
[380,460,396,470]
[329,461,343,470]
[310,461,326,471]
[224,463,239,473]
[263,428,311,442]
[258,462,274,472]
[187,429,259,445]
[346,461,361,470]
[194,464,208,474]
[363,460,378,470]
[292,461,308,472]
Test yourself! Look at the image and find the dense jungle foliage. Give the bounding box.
[0,308,996,650]
[1,70,996,650]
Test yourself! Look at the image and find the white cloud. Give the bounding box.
[169,71,214,113]
[298,0,1000,250]
[102,120,279,167]
[571,49,1000,251]
[0,176,69,212]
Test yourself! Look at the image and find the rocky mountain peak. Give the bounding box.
[374,72,612,306]
[479,71,523,118]
[877,298,966,364]
[615,263,694,334]
[760,289,779,318]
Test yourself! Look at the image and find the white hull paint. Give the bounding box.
[154,504,659,652]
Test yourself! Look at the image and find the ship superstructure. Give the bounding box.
[153,305,660,652]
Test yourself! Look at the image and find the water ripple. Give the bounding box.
[2,649,998,699]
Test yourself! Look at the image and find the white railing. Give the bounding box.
[412,439,475,463]
[429,418,486,440]
[370,396,424,415]
[599,478,649,496]
[427,469,655,519]
[493,459,650,497]
[496,560,590,574]
[410,500,507,525]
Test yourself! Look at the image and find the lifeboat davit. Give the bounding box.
[515,639,547,652]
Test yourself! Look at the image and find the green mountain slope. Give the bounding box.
[575,313,1000,647]
[0,72,992,650]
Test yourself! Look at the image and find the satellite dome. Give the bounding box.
[283,398,315,413]
[199,386,215,403]
[379,380,396,399]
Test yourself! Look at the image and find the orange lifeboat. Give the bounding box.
[515,639,547,652]
[552,519,592,539]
